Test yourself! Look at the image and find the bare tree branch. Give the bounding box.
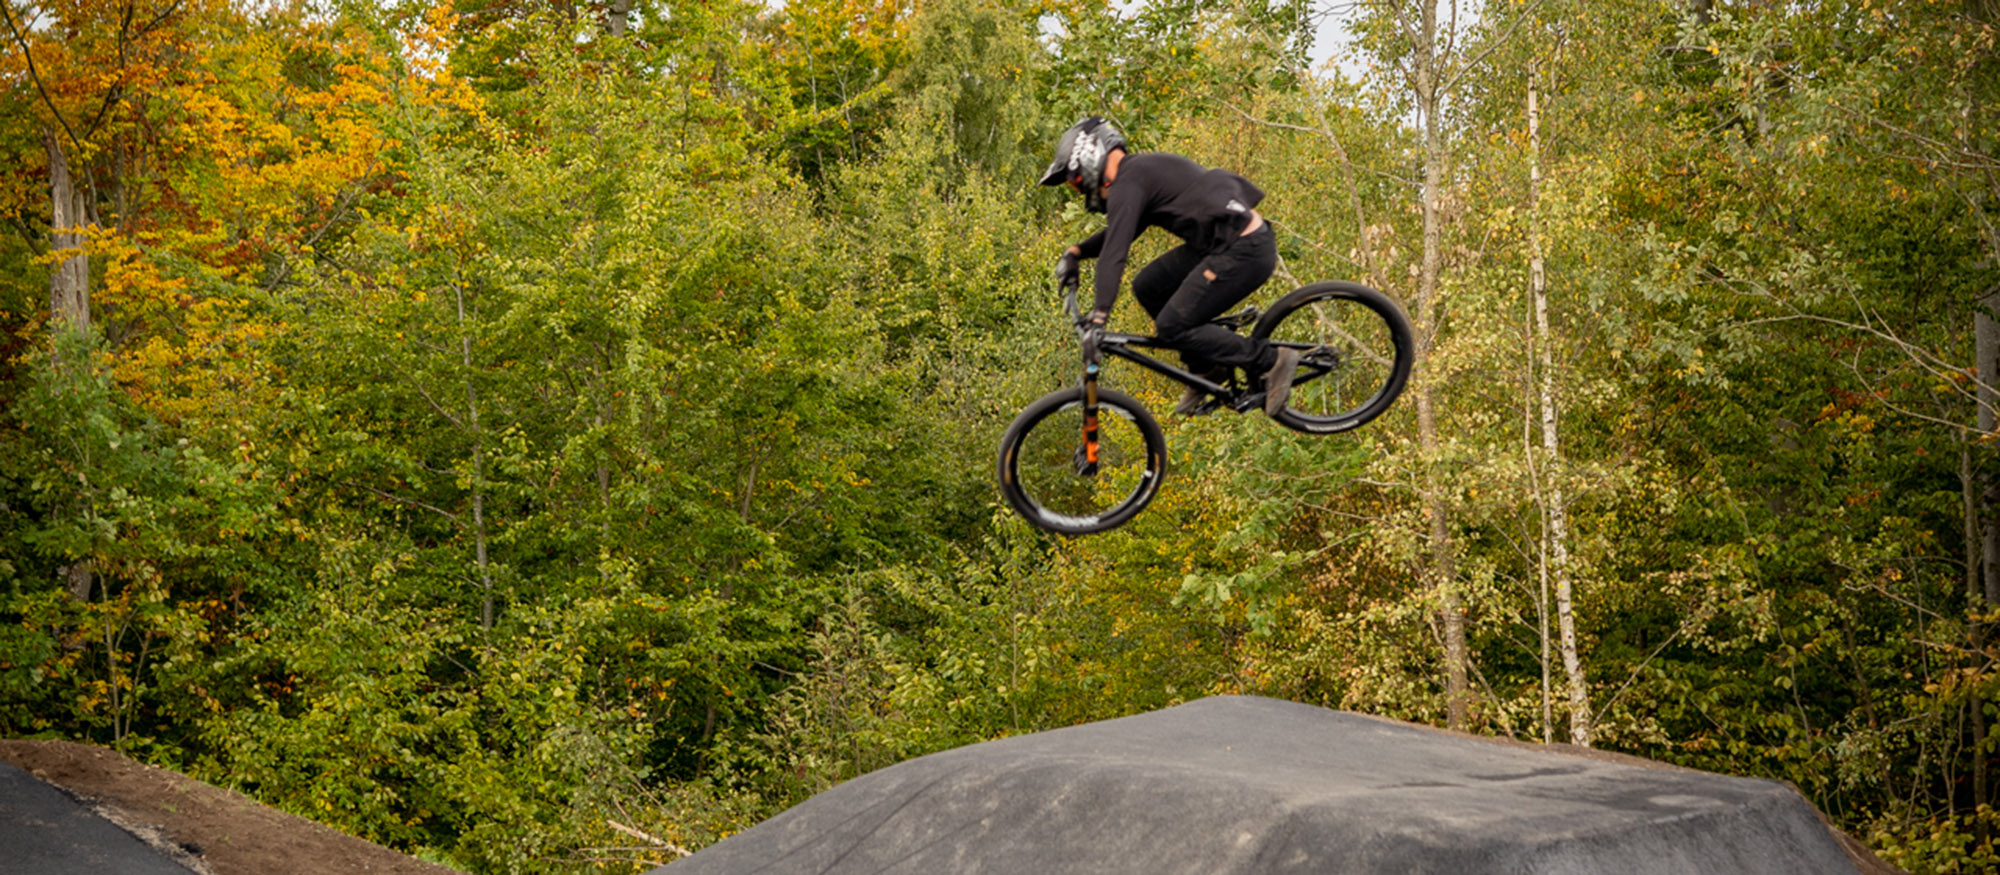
[411,378,469,430]
[606,819,692,858]
[1,0,85,154]
[1441,0,1548,94]
[1721,309,1998,434]
[343,481,461,522]
[1598,623,1688,719]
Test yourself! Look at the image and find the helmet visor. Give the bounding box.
[1038,126,1082,186]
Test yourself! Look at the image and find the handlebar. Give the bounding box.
[1058,278,1101,367]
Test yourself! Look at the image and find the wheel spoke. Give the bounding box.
[1014,403,1149,522]
[1000,389,1166,534]
[1270,300,1392,421]
[1254,283,1412,434]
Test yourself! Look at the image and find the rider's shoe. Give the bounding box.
[1262,348,1300,417]
[1172,386,1208,417]
[1173,368,1232,417]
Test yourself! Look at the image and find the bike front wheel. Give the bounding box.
[1253,282,1413,435]
[998,387,1167,536]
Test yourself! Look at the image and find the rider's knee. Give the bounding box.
[1153,316,1198,344]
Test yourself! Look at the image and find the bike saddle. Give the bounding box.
[1209,306,1261,331]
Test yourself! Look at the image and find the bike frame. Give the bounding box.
[1066,295,1272,476]
[1061,283,1326,473]
[1004,278,1411,535]
[1091,331,1270,414]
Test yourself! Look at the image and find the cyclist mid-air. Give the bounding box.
[1041,115,1298,417]
[1001,114,1411,534]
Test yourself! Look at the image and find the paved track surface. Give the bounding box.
[0,760,192,874]
[661,695,1861,875]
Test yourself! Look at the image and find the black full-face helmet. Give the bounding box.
[1038,116,1127,212]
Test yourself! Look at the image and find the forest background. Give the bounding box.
[2,0,1997,871]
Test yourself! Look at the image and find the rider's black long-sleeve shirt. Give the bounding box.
[1074,152,1265,314]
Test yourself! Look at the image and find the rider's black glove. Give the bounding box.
[1077,308,1108,361]
[1078,309,1109,346]
[1054,251,1082,290]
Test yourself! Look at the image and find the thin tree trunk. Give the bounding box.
[103,617,121,741]
[1411,0,1470,731]
[1537,507,1553,743]
[1967,9,2000,827]
[1965,439,1989,814]
[1527,67,1554,746]
[47,129,89,331]
[1528,66,1592,747]
[1979,293,1999,607]
[1965,0,1999,605]
[607,0,631,37]
[1529,351,1553,744]
[1975,289,2000,813]
[456,283,495,631]
[1306,95,1391,292]
[48,128,95,602]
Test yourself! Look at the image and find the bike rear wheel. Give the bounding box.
[998,387,1167,535]
[1253,282,1413,435]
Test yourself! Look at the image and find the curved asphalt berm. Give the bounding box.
[0,760,192,874]
[660,695,1860,874]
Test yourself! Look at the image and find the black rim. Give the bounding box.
[1000,389,1165,535]
[1256,284,1412,434]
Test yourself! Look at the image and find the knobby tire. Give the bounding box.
[997,387,1167,536]
[1252,282,1413,435]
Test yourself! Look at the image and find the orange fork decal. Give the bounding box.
[1081,361,1101,473]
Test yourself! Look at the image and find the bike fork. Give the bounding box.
[1078,337,1101,477]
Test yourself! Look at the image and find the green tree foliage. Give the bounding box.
[5,0,1999,871]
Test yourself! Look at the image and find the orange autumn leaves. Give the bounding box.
[2,0,475,429]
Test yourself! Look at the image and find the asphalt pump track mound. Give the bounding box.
[662,695,1892,875]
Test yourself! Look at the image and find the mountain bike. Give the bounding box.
[996,279,1414,535]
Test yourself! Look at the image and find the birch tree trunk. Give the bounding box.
[1528,65,1553,746]
[1529,67,1592,747]
[1532,366,1553,744]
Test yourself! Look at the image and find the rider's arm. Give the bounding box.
[1073,189,1144,316]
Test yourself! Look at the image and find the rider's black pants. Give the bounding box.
[1130,221,1278,376]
